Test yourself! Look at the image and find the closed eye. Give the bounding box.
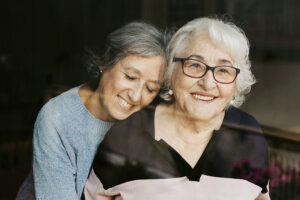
[124,73,138,81]
[146,85,154,93]
[146,84,160,93]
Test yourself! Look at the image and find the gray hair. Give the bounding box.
[161,17,255,107]
[86,21,169,90]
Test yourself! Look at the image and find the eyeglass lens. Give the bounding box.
[183,59,237,83]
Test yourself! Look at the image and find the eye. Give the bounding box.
[185,60,205,70]
[145,83,160,94]
[146,85,154,93]
[190,63,201,68]
[124,73,137,80]
[218,68,230,73]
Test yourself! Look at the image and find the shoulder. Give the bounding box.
[222,106,268,156]
[220,107,269,168]
[130,105,156,123]
[224,106,261,131]
[103,106,156,144]
[110,106,155,131]
[37,86,81,121]
[34,86,82,139]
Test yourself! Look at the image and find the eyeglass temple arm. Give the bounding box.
[173,57,184,63]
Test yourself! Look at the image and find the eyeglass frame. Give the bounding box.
[173,56,240,84]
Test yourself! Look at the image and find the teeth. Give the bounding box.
[119,98,132,109]
[192,94,214,101]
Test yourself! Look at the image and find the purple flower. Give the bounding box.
[270,176,279,187]
[281,173,292,184]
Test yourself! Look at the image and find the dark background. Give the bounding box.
[1,0,300,199]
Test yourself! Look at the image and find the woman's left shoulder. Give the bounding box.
[223,107,269,168]
[224,107,269,156]
[225,106,261,130]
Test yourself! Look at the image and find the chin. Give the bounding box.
[111,110,134,121]
[112,114,130,121]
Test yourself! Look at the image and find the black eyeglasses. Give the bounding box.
[173,56,240,84]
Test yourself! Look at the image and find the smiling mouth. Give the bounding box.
[118,96,133,110]
[192,94,216,101]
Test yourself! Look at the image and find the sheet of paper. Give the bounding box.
[85,170,262,200]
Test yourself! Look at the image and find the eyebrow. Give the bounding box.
[123,66,161,84]
[189,54,233,66]
[123,66,142,75]
[218,59,233,65]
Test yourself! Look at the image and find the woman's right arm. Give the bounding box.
[33,106,79,200]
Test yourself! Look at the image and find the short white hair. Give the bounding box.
[161,17,255,107]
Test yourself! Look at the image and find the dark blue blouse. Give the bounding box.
[93,106,269,193]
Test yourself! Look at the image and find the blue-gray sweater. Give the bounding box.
[33,86,114,199]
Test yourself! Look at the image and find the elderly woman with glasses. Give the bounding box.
[84,17,270,200]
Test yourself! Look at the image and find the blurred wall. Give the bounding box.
[241,61,300,133]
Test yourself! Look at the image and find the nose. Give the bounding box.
[128,83,143,104]
[197,70,216,90]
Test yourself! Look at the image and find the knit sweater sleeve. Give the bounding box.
[33,102,79,200]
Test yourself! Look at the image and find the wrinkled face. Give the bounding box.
[98,55,164,121]
[171,35,237,121]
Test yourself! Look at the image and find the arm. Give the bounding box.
[33,106,79,200]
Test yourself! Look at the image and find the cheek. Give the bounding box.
[173,76,195,98]
[172,70,189,89]
[101,70,120,89]
[219,85,236,101]
[110,73,132,91]
[141,91,159,106]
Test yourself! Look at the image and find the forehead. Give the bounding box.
[183,34,234,64]
[119,55,164,82]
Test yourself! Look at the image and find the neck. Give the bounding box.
[79,84,115,122]
[167,103,224,143]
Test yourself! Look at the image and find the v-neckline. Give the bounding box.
[159,130,216,165]
[156,132,216,181]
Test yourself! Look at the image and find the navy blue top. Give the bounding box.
[93,106,269,193]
